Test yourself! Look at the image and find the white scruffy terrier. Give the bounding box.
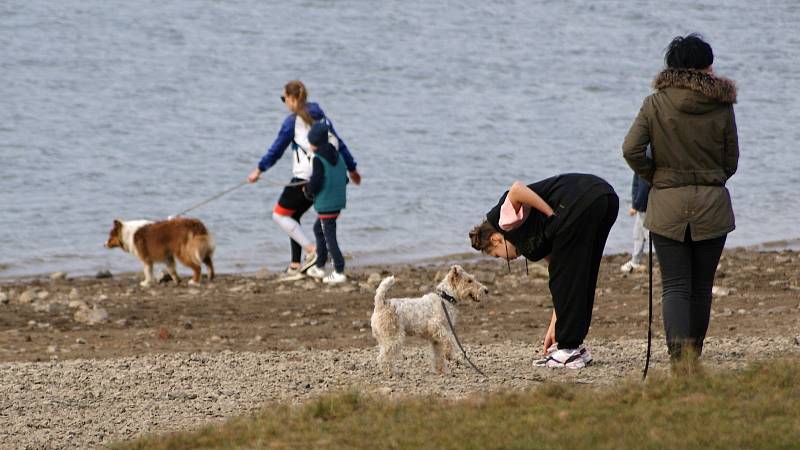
[370,265,489,376]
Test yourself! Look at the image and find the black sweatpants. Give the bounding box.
[652,229,726,358]
[549,193,619,349]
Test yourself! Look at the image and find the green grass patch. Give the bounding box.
[115,360,800,450]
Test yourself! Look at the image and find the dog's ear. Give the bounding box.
[113,219,122,230]
[449,265,464,279]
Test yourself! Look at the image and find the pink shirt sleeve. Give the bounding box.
[498,195,529,231]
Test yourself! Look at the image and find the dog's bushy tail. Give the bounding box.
[190,233,215,266]
[374,276,395,309]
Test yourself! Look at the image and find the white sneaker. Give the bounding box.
[305,266,326,279]
[278,266,304,282]
[544,348,585,369]
[534,343,592,366]
[300,252,318,273]
[322,271,347,284]
[620,260,642,273]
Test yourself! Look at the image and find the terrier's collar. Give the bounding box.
[437,289,458,305]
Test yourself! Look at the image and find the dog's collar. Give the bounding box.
[437,290,458,305]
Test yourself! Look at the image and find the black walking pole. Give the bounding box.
[643,232,653,380]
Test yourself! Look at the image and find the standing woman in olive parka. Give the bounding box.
[623,34,739,362]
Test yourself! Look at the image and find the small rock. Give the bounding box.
[74,306,109,325]
[47,345,58,353]
[0,292,8,304]
[711,286,730,297]
[182,320,193,330]
[19,289,37,304]
[158,328,173,340]
[36,291,50,300]
[737,309,747,315]
[795,336,800,346]
[280,310,292,317]
[321,308,338,315]
[253,335,263,342]
[768,280,786,287]
[68,300,88,309]
[367,273,383,287]
[68,288,80,301]
[339,284,357,293]
[115,318,128,327]
[50,272,67,280]
[31,301,52,313]
[210,335,222,342]
[95,270,113,279]
[75,337,86,345]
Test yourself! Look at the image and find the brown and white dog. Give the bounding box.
[105,217,215,287]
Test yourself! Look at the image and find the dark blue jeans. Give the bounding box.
[313,216,344,273]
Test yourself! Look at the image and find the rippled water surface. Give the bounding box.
[2,1,799,276]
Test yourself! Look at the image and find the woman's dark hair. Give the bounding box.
[664,33,713,70]
[469,220,498,253]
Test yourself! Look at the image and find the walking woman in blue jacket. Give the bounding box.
[247,81,361,281]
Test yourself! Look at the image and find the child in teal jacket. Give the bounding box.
[303,121,348,284]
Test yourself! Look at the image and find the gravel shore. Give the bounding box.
[1,336,798,449]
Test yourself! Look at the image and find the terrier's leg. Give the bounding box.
[431,340,446,375]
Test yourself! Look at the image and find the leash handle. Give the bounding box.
[643,231,653,380]
[440,300,487,378]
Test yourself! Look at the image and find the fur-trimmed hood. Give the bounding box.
[653,69,737,111]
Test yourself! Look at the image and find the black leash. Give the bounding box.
[438,295,487,378]
[643,232,653,380]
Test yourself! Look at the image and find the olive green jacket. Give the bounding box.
[623,68,739,242]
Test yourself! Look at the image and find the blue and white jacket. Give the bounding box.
[257,102,357,180]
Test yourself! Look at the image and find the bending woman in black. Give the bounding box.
[469,174,618,369]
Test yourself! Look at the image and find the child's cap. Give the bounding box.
[308,122,329,146]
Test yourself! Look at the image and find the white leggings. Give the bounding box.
[272,212,311,248]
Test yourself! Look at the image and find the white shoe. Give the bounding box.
[322,271,347,284]
[620,260,642,273]
[278,266,304,282]
[300,252,318,273]
[534,343,592,366]
[305,266,326,279]
[544,348,585,369]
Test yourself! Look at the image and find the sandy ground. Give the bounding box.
[0,250,799,449]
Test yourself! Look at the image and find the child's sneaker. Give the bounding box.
[300,252,318,273]
[278,266,304,282]
[544,348,585,369]
[306,266,326,279]
[620,260,642,273]
[322,271,347,284]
